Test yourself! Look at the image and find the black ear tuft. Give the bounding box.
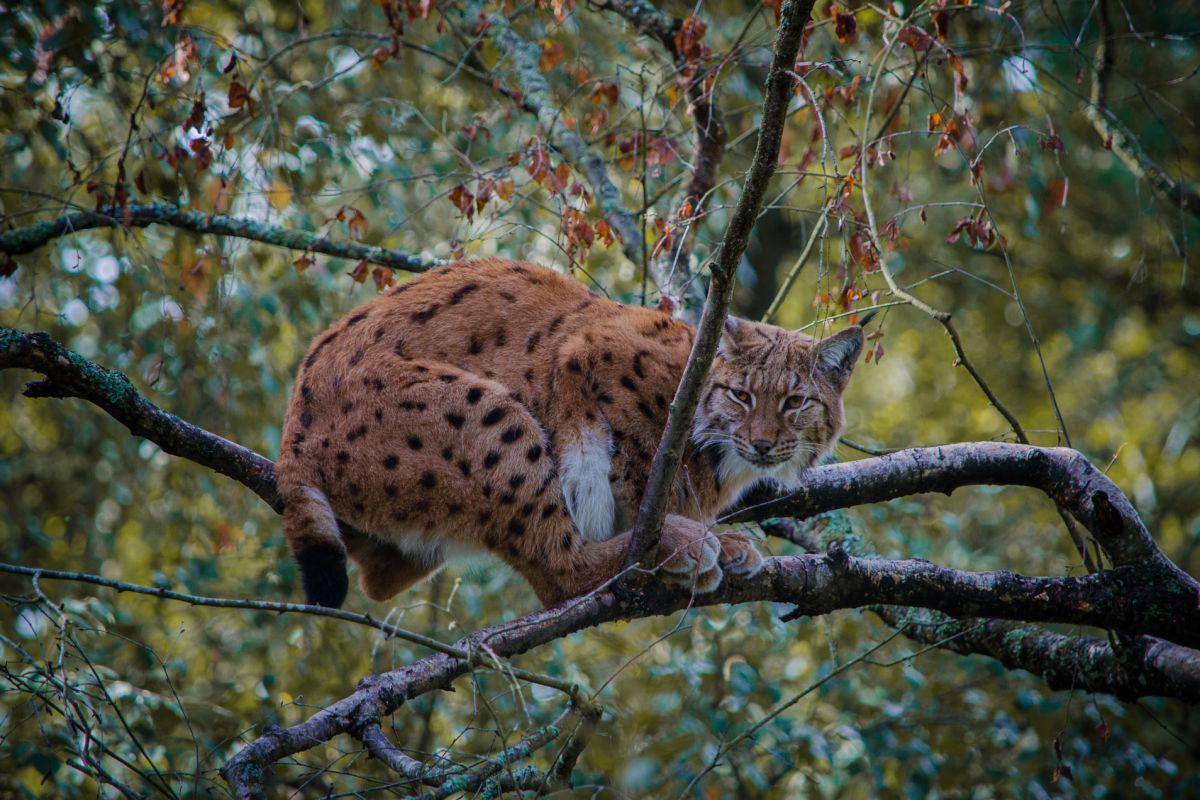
[815,326,865,378]
[296,541,349,607]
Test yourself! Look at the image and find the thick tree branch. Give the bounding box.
[0,326,281,510]
[725,442,1175,572]
[626,0,817,567]
[5,326,1195,642]
[858,49,1101,570]
[0,201,442,270]
[4,328,1198,795]
[912,617,1200,703]
[4,326,1192,581]
[220,547,1200,797]
[767,518,1200,704]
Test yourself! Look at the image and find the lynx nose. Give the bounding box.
[751,439,773,456]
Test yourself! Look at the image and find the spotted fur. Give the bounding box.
[276,259,863,607]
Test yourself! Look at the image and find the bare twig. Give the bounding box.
[0,561,582,701]
[679,630,905,796]
[761,198,831,323]
[856,39,1031,445]
[852,36,1100,571]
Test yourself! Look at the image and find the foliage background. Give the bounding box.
[1,0,1198,796]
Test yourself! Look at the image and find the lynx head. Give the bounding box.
[693,315,865,492]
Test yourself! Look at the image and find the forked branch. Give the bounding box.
[626,0,818,567]
[768,518,1200,704]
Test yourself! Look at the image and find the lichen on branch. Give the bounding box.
[0,202,442,271]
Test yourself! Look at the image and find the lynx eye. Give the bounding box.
[728,388,752,405]
[784,395,811,411]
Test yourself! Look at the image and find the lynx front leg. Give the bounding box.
[558,424,617,542]
[538,514,725,603]
[551,335,619,542]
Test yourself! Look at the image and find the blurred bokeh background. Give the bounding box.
[2,0,1198,796]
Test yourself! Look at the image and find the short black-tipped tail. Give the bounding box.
[283,485,349,607]
[856,307,879,328]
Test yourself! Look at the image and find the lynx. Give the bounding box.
[276,258,865,608]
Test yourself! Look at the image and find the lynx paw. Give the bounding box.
[717,531,765,578]
[657,516,723,593]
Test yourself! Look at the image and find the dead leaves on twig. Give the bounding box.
[227,81,255,116]
[946,209,1002,250]
[830,5,858,44]
[293,253,315,275]
[538,39,565,73]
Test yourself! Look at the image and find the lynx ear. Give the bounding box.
[815,325,865,381]
[718,316,749,358]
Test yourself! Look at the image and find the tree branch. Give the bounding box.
[4,328,1197,796]
[0,201,442,270]
[465,5,645,266]
[597,0,728,310]
[360,718,561,798]
[1086,0,1200,219]
[857,42,1032,448]
[5,326,1195,648]
[220,545,1199,797]
[913,616,1200,703]
[0,326,281,510]
[360,722,441,785]
[625,0,817,567]
[0,561,458,651]
[724,442,1177,571]
[767,517,1200,704]
[5,325,1192,584]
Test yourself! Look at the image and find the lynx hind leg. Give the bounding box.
[342,527,443,602]
[317,358,583,603]
[282,485,349,608]
[559,424,617,543]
